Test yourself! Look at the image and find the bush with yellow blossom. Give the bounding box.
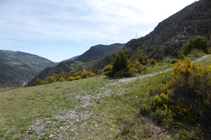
[140,58,211,139]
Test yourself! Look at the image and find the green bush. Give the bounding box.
[149,59,157,65]
[105,50,132,77]
[179,36,210,58]
[45,75,55,83]
[103,64,112,72]
[137,54,149,65]
[59,77,65,82]
[35,78,45,85]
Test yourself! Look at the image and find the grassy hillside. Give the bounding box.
[27,60,86,86]
[75,43,123,62]
[0,50,55,88]
[0,54,210,139]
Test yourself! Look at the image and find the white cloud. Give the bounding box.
[0,0,198,61]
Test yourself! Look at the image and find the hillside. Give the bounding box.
[26,60,85,86]
[0,54,210,139]
[75,43,123,62]
[92,0,211,70]
[0,50,55,88]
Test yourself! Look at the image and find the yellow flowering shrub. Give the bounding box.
[80,71,89,78]
[155,62,162,65]
[67,76,75,81]
[90,72,95,77]
[140,58,211,136]
[59,77,65,81]
[74,75,81,80]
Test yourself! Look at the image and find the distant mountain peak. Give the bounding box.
[75,43,124,62]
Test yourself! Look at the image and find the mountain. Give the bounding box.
[0,50,55,88]
[75,43,124,62]
[123,0,211,57]
[61,55,80,62]
[92,0,211,70]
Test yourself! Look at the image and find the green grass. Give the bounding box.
[0,55,210,139]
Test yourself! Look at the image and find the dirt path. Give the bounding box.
[116,55,211,85]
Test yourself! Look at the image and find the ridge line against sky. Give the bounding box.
[0,0,198,62]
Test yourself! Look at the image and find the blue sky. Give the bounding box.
[0,0,198,62]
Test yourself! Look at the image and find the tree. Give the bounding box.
[105,49,131,77]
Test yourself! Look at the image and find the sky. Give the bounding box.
[0,0,198,62]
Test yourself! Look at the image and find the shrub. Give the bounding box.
[149,59,157,65]
[59,77,65,81]
[80,71,89,78]
[137,54,149,65]
[179,36,210,57]
[90,72,95,77]
[45,75,54,83]
[155,62,162,65]
[67,76,75,81]
[35,78,45,85]
[103,64,112,72]
[75,75,81,80]
[105,49,132,77]
[97,69,104,75]
[140,58,211,138]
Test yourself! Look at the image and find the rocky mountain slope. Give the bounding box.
[0,50,55,88]
[75,43,123,62]
[123,0,211,56]
[92,0,211,70]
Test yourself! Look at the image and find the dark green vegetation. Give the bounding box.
[91,0,211,70]
[75,43,123,62]
[104,50,131,77]
[179,36,210,58]
[0,50,55,89]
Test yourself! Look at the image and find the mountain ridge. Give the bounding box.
[0,50,55,88]
[75,43,124,62]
